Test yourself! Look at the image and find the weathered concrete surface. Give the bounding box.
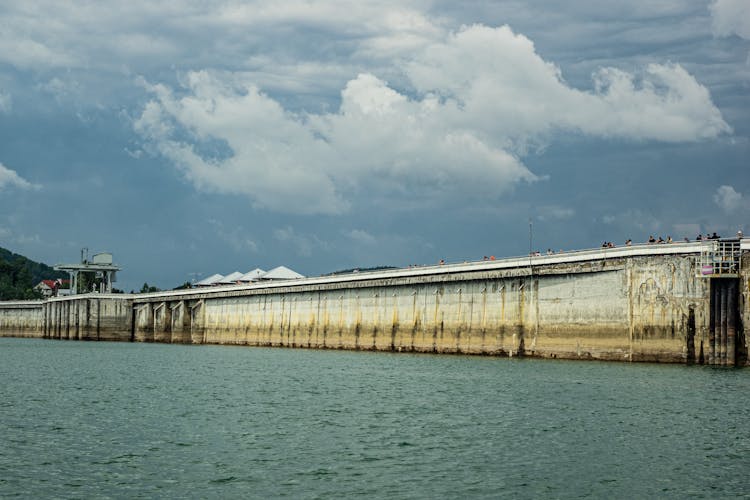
[739,252,749,364]
[128,247,730,364]
[0,301,44,337]
[1,241,748,365]
[42,294,133,341]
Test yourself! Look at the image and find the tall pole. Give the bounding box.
[529,218,533,272]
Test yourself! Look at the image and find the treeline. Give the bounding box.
[0,247,67,300]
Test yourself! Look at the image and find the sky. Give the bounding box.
[0,0,748,292]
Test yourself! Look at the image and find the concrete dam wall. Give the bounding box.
[2,241,748,365]
[0,301,45,338]
[0,296,134,341]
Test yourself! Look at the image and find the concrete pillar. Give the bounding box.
[134,303,154,342]
[727,280,736,367]
[43,302,49,338]
[80,298,97,340]
[55,302,61,339]
[190,300,205,344]
[153,302,171,343]
[75,299,82,340]
[63,300,70,339]
[49,303,54,339]
[720,283,728,366]
[710,283,719,365]
[686,307,696,365]
[170,301,192,343]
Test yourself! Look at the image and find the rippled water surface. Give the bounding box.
[1,338,749,498]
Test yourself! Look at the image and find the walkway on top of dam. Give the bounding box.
[101,238,749,303]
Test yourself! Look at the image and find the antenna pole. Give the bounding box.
[529,218,533,272]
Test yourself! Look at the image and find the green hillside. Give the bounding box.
[0,247,67,300]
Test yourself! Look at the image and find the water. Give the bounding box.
[0,338,748,499]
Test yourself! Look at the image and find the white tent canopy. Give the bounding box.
[194,266,304,286]
[261,266,304,280]
[239,268,266,282]
[217,271,244,284]
[195,273,224,286]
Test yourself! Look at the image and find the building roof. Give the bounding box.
[194,273,224,286]
[238,268,266,282]
[195,266,304,286]
[261,265,304,280]
[35,280,54,290]
[35,279,70,289]
[216,271,244,284]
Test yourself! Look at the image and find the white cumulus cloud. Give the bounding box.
[0,162,37,190]
[406,26,730,142]
[713,185,744,213]
[711,0,750,39]
[133,24,729,215]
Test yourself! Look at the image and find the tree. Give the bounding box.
[0,254,44,300]
[139,282,161,293]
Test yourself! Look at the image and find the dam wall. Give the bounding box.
[130,254,711,363]
[1,241,747,365]
[42,295,134,341]
[0,301,44,337]
[0,295,134,341]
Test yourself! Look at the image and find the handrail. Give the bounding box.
[37,238,746,304]
[126,240,714,302]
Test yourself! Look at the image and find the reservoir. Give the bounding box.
[1,338,748,498]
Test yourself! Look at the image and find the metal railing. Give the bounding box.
[696,239,741,278]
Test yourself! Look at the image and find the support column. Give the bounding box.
[720,283,728,366]
[134,304,154,342]
[153,302,171,343]
[64,301,70,340]
[710,282,719,365]
[74,299,81,340]
[727,280,737,367]
[170,301,192,343]
[190,300,205,344]
[56,302,62,339]
[42,302,50,339]
[686,307,695,365]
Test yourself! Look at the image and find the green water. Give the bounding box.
[0,338,748,499]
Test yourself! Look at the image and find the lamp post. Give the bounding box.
[529,218,533,273]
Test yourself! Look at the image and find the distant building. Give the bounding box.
[34,279,71,298]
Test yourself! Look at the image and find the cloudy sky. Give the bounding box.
[0,0,748,291]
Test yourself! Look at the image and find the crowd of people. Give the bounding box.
[644,232,725,244]
[567,230,738,253]
[600,232,728,249]
[694,232,722,241]
[425,230,745,267]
